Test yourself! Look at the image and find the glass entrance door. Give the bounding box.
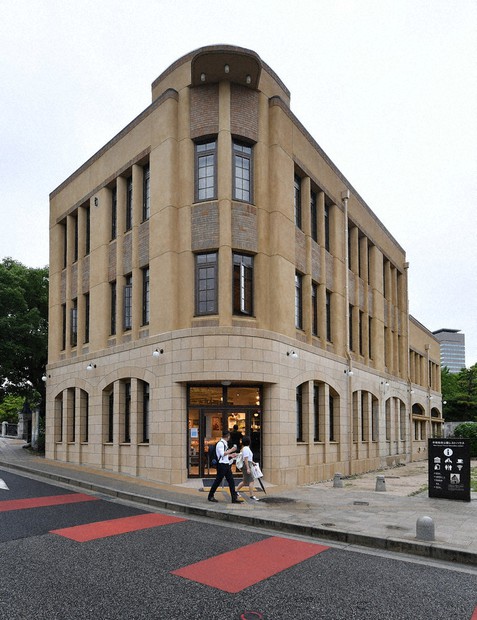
[187,385,262,478]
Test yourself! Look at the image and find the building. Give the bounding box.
[432,329,466,373]
[46,45,443,487]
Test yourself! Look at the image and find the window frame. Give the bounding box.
[326,289,332,342]
[125,176,133,231]
[84,293,90,344]
[142,267,150,326]
[123,274,132,331]
[111,186,117,240]
[110,281,117,336]
[70,298,78,347]
[142,164,150,221]
[233,253,254,316]
[195,140,217,202]
[295,272,303,330]
[195,252,218,316]
[296,384,303,442]
[312,281,318,337]
[310,190,317,242]
[232,141,253,203]
[294,175,302,229]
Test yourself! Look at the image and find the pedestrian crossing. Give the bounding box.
[1,488,329,593]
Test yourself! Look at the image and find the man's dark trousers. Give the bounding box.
[208,462,237,501]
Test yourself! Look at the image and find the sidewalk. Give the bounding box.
[0,438,475,566]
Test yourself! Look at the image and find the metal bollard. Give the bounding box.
[416,516,435,541]
[333,473,344,488]
[375,475,386,492]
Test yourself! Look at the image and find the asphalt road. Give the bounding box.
[1,469,476,620]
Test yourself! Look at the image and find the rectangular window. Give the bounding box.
[73,214,78,262]
[142,164,150,221]
[296,385,303,442]
[61,303,66,350]
[324,202,330,251]
[111,186,117,240]
[85,206,90,255]
[294,175,302,229]
[359,310,364,356]
[126,176,133,231]
[295,272,303,330]
[233,141,252,202]
[70,389,76,443]
[84,293,90,343]
[329,394,335,442]
[312,282,318,336]
[110,281,116,336]
[310,190,317,241]
[368,316,373,358]
[195,252,218,315]
[142,267,150,325]
[83,391,89,443]
[124,381,131,443]
[326,290,332,342]
[195,141,216,201]
[314,384,320,442]
[62,221,67,268]
[108,392,114,443]
[233,253,253,315]
[349,304,354,351]
[70,299,78,347]
[142,382,150,443]
[123,274,132,330]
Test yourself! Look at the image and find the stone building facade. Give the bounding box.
[46,45,443,486]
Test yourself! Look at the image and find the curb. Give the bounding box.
[1,460,475,566]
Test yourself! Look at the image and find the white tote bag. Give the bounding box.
[251,462,263,479]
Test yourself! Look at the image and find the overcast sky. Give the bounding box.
[1,0,476,366]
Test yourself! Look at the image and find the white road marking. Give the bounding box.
[0,478,9,490]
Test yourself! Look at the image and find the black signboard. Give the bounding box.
[428,438,471,502]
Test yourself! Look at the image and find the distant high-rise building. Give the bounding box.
[433,329,465,373]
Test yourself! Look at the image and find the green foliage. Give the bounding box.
[453,422,477,457]
[0,258,48,406]
[441,364,477,422]
[0,394,24,424]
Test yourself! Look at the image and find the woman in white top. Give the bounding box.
[236,436,259,501]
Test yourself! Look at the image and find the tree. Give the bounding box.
[441,364,477,422]
[0,258,48,410]
[0,394,24,424]
[453,422,477,457]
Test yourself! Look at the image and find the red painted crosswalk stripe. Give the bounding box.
[51,512,187,542]
[171,536,329,593]
[0,493,98,513]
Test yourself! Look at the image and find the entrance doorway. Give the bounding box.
[187,386,262,478]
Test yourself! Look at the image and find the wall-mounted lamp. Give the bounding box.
[152,348,164,358]
[200,72,206,82]
[344,369,353,376]
[245,74,251,84]
[221,380,231,386]
[287,351,298,359]
[42,374,47,383]
[224,64,230,74]
[381,380,389,387]
[86,363,96,370]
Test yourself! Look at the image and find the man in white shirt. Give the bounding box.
[208,430,243,503]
